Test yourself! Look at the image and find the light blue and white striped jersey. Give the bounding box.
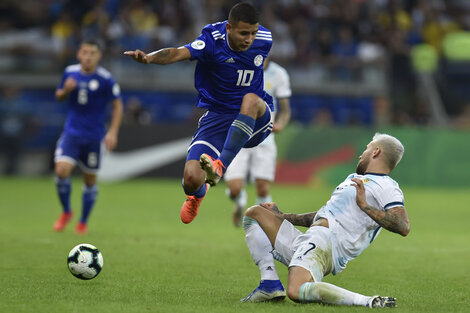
[314,172,405,274]
[58,64,121,140]
[184,21,273,113]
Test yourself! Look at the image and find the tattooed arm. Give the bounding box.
[352,178,410,236]
[260,202,317,228]
[124,47,191,65]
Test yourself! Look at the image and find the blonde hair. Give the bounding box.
[372,132,404,170]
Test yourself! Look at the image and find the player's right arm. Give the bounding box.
[260,202,316,227]
[123,47,191,65]
[55,76,77,102]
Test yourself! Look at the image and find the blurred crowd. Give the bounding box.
[1,0,470,126]
[0,0,468,69]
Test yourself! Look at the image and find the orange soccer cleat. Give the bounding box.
[75,222,88,234]
[180,183,210,224]
[200,154,226,186]
[53,212,73,232]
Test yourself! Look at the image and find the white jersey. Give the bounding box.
[224,61,291,182]
[264,61,292,118]
[314,173,404,274]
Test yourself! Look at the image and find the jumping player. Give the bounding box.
[124,2,274,224]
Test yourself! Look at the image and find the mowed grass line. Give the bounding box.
[0,177,469,313]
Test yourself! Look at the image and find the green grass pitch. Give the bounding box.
[1,177,469,313]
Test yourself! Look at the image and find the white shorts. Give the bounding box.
[224,134,277,182]
[273,220,333,282]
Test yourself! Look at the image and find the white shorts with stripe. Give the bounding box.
[273,220,333,282]
[224,134,277,182]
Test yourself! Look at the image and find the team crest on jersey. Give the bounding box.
[254,55,263,67]
[191,40,205,50]
[89,79,99,91]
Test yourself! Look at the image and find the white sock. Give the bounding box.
[298,282,370,306]
[226,188,247,208]
[243,216,279,281]
[257,194,272,204]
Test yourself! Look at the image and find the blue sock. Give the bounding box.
[219,113,255,170]
[55,177,71,213]
[182,180,207,199]
[81,184,98,223]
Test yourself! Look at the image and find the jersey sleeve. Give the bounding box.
[372,181,404,211]
[184,27,213,62]
[107,76,121,101]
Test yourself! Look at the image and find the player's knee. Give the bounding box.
[229,186,242,198]
[55,164,70,179]
[244,204,263,219]
[287,285,300,302]
[241,93,258,105]
[240,93,262,115]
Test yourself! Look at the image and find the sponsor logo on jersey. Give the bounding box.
[225,57,235,63]
[191,40,205,50]
[254,55,263,67]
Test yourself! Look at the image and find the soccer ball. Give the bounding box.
[67,243,103,280]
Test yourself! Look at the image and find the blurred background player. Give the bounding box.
[124,2,274,224]
[225,57,291,227]
[53,40,123,234]
[241,133,409,308]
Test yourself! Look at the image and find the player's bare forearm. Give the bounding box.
[361,205,410,236]
[260,202,316,227]
[150,47,191,64]
[272,98,291,133]
[55,89,67,102]
[105,99,123,150]
[281,212,316,227]
[128,46,190,65]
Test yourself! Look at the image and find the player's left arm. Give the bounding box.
[272,97,291,133]
[352,178,410,236]
[104,98,123,151]
[260,202,316,227]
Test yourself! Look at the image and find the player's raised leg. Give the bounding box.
[180,160,210,224]
[53,160,74,232]
[201,93,271,186]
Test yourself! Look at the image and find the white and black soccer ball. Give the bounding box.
[67,243,103,280]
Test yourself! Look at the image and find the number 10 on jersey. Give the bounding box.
[236,70,254,86]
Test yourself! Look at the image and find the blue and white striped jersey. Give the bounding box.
[184,21,273,113]
[58,64,121,140]
[314,172,405,274]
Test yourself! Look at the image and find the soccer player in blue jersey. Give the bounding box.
[124,2,274,224]
[53,40,123,234]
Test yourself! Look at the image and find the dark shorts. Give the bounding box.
[54,132,103,173]
[186,103,274,161]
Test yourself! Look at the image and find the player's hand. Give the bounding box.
[351,178,368,210]
[260,202,283,215]
[272,123,283,133]
[63,77,77,93]
[123,49,151,64]
[104,132,118,151]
